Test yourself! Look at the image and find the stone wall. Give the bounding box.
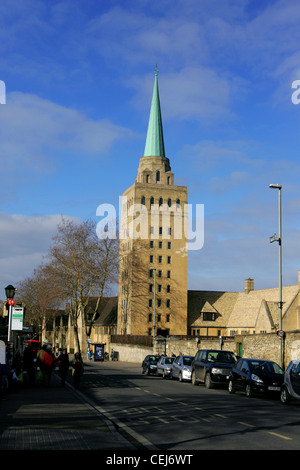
[111,331,300,369]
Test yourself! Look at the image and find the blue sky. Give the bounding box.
[1,0,300,297]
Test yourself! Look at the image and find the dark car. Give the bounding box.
[191,349,236,388]
[141,355,161,375]
[228,358,284,398]
[280,359,300,404]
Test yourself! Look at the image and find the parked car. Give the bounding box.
[280,359,300,404]
[156,356,175,378]
[228,358,284,398]
[141,355,161,375]
[171,355,194,382]
[191,349,237,388]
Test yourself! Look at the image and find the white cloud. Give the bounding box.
[0,212,79,296]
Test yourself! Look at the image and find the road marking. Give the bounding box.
[157,417,170,424]
[178,401,188,406]
[166,397,174,401]
[215,414,227,419]
[171,415,185,422]
[238,422,255,428]
[268,431,292,441]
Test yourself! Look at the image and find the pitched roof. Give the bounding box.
[188,290,239,327]
[86,296,118,326]
[227,285,300,328]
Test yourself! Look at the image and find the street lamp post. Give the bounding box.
[269,184,283,368]
[150,268,156,342]
[5,284,16,342]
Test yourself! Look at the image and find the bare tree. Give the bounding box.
[47,217,118,355]
[17,263,64,340]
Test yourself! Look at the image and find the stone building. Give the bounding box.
[188,275,300,337]
[117,71,188,336]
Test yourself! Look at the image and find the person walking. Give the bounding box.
[39,346,56,386]
[72,352,83,389]
[57,349,69,387]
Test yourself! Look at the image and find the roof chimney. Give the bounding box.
[245,278,254,294]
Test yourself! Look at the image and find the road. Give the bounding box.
[71,360,300,451]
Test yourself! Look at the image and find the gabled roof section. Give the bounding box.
[144,69,166,158]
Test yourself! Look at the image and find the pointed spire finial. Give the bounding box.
[143,69,165,158]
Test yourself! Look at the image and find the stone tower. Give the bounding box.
[117,71,188,337]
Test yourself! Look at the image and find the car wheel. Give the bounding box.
[192,371,198,386]
[228,379,235,394]
[245,384,253,398]
[205,373,213,389]
[179,372,183,382]
[162,371,166,379]
[146,367,150,375]
[280,386,290,405]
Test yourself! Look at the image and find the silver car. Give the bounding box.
[171,355,194,382]
[280,359,300,404]
[156,356,175,378]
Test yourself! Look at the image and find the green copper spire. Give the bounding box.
[144,69,165,158]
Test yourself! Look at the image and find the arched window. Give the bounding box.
[156,170,160,182]
[167,176,170,185]
[150,196,154,206]
[176,198,180,207]
[141,196,145,205]
[146,174,150,183]
[168,198,172,207]
[159,197,163,206]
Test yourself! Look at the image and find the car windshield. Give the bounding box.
[165,358,174,364]
[183,356,194,365]
[249,360,284,375]
[207,351,236,364]
[148,356,160,363]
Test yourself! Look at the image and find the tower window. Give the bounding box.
[156,170,160,182]
[141,196,145,205]
[167,256,171,264]
[168,198,172,207]
[159,197,163,206]
[146,174,150,183]
[166,299,170,308]
[150,196,154,206]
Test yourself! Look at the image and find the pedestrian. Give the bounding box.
[57,349,69,387]
[72,352,83,389]
[110,349,114,361]
[39,346,56,386]
[36,343,48,386]
[22,344,35,386]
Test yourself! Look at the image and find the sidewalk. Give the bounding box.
[0,369,136,450]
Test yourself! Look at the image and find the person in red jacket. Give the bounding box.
[40,346,56,386]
